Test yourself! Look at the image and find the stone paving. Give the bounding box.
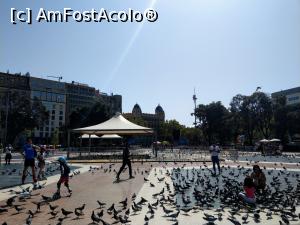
[0,158,299,225]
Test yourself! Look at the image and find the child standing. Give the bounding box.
[239,176,256,204]
[37,147,46,180]
[55,156,72,197]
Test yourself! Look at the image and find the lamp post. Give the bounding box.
[192,89,197,127]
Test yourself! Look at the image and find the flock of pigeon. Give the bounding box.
[0,162,78,189]
[0,161,299,225]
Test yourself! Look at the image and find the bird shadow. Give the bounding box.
[113,178,130,184]
[71,217,84,221]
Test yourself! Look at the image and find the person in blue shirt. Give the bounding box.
[21,138,38,185]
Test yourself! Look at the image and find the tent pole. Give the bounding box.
[67,130,70,159]
[88,134,91,158]
[79,136,82,158]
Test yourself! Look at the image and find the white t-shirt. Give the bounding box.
[210,145,220,157]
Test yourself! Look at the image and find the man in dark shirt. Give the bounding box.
[116,142,134,181]
[22,138,38,185]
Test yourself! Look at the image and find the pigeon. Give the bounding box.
[27,209,35,218]
[97,200,106,208]
[91,210,101,223]
[97,209,104,218]
[0,207,8,213]
[228,217,242,225]
[25,215,32,225]
[14,205,25,213]
[49,204,59,211]
[74,208,84,218]
[75,203,85,213]
[107,203,115,211]
[61,208,73,217]
[50,211,59,218]
[6,196,16,207]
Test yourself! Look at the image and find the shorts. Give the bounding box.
[24,158,35,167]
[58,176,69,184]
[239,192,256,204]
[5,153,12,160]
[211,156,219,163]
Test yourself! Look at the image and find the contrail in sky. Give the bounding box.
[102,0,158,91]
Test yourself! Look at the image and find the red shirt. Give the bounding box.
[244,187,255,198]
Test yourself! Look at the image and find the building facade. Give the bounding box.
[0,72,31,144]
[272,87,300,105]
[98,92,122,116]
[124,104,165,130]
[30,77,66,143]
[123,104,165,145]
[1,72,122,143]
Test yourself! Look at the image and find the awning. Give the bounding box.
[73,113,153,135]
[79,134,100,139]
[100,134,122,139]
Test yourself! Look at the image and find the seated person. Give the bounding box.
[239,176,256,204]
[251,165,266,191]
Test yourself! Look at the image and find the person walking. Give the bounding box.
[209,143,221,175]
[21,138,38,186]
[116,142,134,182]
[5,145,12,165]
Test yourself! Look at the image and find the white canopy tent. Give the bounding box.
[100,134,122,139]
[79,134,100,139]
[73,113,153,135]
[70,113,153,156]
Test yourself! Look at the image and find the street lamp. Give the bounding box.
[192,88,197,127]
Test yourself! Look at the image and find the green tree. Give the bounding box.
[159,120,183,143]
[195,101,232,145]
[4,92,48,144]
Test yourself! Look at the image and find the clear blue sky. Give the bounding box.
[1,0,300,126]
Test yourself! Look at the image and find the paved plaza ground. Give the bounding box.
[0,154,299,225]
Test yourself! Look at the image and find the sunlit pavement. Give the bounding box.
[0,159,299,225]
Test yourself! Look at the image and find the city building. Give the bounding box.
[0,72,31,143]
[65,82,122,125]
[124,104,165,130]
[123,104,165,145]
[98,92,122,115]
[30,77,66,143]
[271,87,300,105]
[1,72,122,143]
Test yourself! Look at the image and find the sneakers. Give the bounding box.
[129,176,135,179]
[68,189,72,195]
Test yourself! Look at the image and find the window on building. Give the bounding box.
[45,133,49,137]
[59,122,62,126]
[51,115,55,120]
[39,132,43,138]
[52,110,55,114]
[59,116,63,121]
[59,111,63,115]
[52,104,56,109]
